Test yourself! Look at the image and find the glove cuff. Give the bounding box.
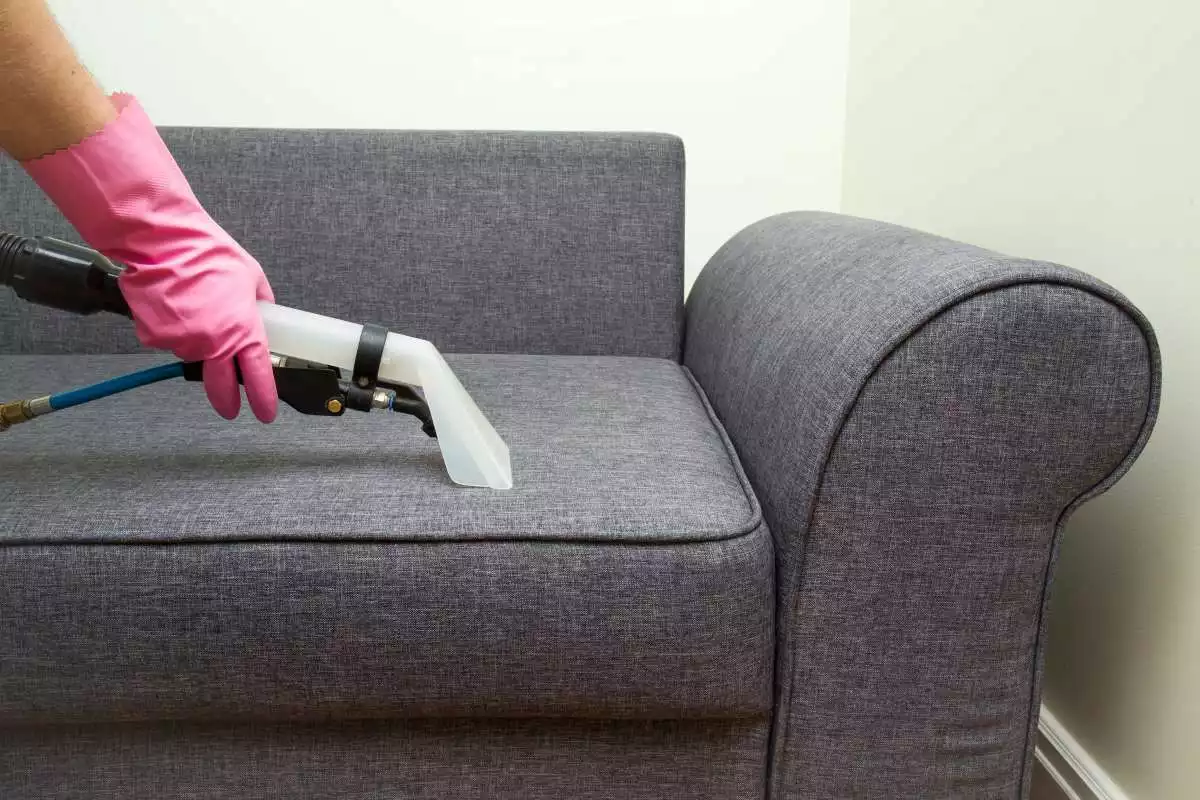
[21,93,210,263]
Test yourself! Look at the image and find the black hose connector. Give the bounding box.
[0,232,25,288]
[0,233,131,317]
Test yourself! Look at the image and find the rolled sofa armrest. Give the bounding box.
[684,211,1160,798]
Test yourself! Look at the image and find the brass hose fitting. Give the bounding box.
[0,396,51,432]
[0,399,34,432]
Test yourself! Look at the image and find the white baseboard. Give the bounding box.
[1036,705,1132,800]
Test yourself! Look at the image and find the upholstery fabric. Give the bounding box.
[684,212,1160,798]
[0,355,772,722]
[0,355,755,545]
[1,717,770,800]
[0,130,685,358]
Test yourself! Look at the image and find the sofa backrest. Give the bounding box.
[0,130,685,357]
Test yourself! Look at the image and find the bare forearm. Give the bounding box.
[0,0,115,160]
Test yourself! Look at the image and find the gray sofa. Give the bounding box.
[0,131,1159,799]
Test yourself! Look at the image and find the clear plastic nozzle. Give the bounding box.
[257,303,512,490]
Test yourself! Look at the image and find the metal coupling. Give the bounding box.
[372,389,395,410]
[0,396,52,432]
[0,399,34,432]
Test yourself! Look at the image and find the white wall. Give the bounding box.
[47,0,851,287]
[842,2,1200,798]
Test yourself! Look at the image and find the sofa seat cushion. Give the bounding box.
[0,354,772,723]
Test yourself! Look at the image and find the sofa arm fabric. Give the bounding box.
[684,212,1160,798]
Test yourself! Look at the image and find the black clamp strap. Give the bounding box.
[345,323,389,412]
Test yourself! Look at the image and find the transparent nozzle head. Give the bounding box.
[257,302,512,489]
[417,348,512,490]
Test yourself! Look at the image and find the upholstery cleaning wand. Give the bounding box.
[0,233,512,490]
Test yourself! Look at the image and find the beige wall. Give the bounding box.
[842,2,1200,797]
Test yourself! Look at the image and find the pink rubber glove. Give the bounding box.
[22,93,277,422]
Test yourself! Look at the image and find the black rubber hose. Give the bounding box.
[0,232,131,316]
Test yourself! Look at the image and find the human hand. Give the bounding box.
[23,93,278,421]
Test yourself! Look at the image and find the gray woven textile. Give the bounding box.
[0,354,772,722]
[0,355,755,545]
[1,718,770,800]
[685,212,1160,798]
[0,130,685,358]
[1,111,1162,800]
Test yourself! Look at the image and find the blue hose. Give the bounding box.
[48,362,186,410]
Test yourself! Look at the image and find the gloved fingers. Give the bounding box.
[202,357,242,420]
[237,340,279,424]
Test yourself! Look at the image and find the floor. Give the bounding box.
[1031,761,1072,800]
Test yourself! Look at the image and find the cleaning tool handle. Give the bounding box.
[0,233,131,317]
